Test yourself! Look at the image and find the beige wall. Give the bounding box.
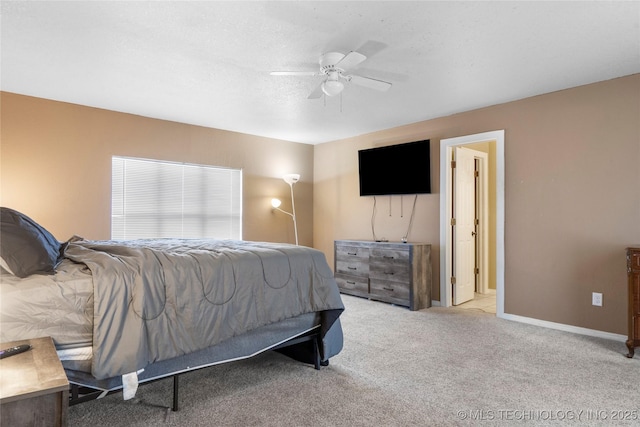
[0,92,314,246]
[314,74,640,335]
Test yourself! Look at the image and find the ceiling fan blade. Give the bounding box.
[335,51,367,71]
[349,75,392,92]
[270,71,318,76]
[307,82,325,99]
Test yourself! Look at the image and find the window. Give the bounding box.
[111,157,242,240]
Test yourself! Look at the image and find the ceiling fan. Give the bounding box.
[270,51,392,99]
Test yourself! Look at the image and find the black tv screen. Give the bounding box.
[358,140,431,196]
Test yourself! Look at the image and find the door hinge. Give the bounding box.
[451,160,456,168]
[451,276,456,285]
[451,218,456,226]
[475,267,480,275]
[474,170,479,177]
[475,218,479,225]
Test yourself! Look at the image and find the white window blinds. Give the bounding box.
[111,157,242,240]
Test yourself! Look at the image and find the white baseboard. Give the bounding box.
[499,313,627,342]
[429,299,626,342]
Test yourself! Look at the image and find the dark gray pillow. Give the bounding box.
[0,207,64,278]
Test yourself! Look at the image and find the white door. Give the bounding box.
[453,147,476,305]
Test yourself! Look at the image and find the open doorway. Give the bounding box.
[440,130,505,317]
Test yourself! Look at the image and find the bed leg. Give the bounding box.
[172,374,179,412]
[71,384,78,402]
[313,334,321,370]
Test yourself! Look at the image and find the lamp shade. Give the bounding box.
[322,80,344,97]
[282,174,300,185]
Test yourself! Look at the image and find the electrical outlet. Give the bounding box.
[592,292,603,307]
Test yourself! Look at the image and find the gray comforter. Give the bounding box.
[63,239,344,380]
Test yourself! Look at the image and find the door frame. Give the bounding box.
[440,130,505,317]
[474,149,489,295]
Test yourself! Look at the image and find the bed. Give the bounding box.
[0,207,344,409]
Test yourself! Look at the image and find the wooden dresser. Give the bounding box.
[0,336,69,426]
[334,240,431,310]
[627,247,640,358]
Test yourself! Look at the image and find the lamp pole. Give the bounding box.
[272,174,300,245]
[288,180,298,245]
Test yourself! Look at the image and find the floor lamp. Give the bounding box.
[271,173,299,245]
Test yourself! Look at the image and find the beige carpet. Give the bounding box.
[69,294,639,426]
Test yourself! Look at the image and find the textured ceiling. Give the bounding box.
[2,1,639,144]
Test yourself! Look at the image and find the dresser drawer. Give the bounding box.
[629,250,640,273]
[335,274,369,295]
[633,274,640,315]
[370,279,410,302]
[369,253,410,283]
[370,248,410,264]
[336,260,369,277]
[336,244,370,261]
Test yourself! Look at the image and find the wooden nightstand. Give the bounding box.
[0,336,69,426]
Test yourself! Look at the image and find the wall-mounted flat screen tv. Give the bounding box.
[358,139,431,196]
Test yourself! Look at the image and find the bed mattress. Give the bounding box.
[0,258,94,350]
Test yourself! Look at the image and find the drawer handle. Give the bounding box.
[383,256,395,259]
[384,272,395,275]
[348,267,357,270]
[383,287,394,291]
[348,252,357,256]
[347,281,356,285]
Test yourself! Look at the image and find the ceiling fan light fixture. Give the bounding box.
[321,79,344,97]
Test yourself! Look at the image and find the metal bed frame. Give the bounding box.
[68,326,327,412]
